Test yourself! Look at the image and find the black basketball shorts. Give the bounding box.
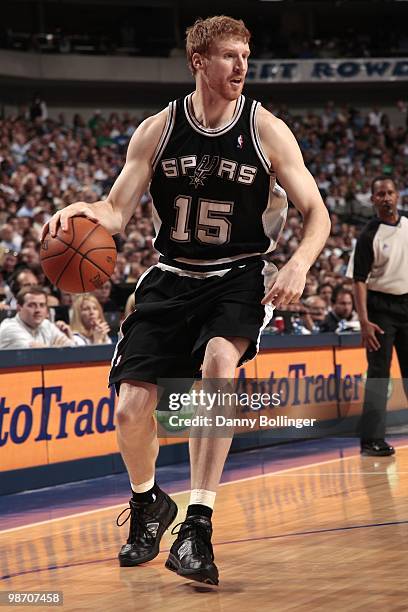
[109,258,275,390]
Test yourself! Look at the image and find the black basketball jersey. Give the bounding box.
[149,93,288,271]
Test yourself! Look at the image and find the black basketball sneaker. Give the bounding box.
[165,515,219,585]
[360,439,395,457]
[117,491,178,566]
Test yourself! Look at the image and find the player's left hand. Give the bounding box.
[261,261,308,308]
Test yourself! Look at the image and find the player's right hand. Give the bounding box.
[42,202,99,240]
[361,321,384,352]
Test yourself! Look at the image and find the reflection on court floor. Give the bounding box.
[1,440,408,611]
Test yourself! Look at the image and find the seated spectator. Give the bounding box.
[0,223,22,252]
[341,279,354,292]
[127,262,147,283]
[1,250,18,283]
[302,296,328,332]
[70,294,111,345]
[111,253,129,283]
[317,282,333,307]
[325,184,347,214]
[59,291,74,307]
[0,285,9,311]
[7,267,39,308]
[321,274,336,288]
[92,280,117,312]
[47,294,60,308]
[46,292,60,322]
[17,197,37,218]
[302,274,319,298]
[0,286,74,349]
[18,246,40,268]
[319,287,360,332]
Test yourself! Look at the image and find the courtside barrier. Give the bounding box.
[0,334,405,494]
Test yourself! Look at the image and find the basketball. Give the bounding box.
[40,216,117,292]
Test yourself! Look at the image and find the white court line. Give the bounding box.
[1,443,407,535]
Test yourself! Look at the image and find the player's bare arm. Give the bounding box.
[257,108,331,307]
[44,109,168,238]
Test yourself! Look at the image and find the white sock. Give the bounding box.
[189,489,216,509]
[130,476,155,494]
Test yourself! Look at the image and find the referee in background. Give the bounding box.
[347,177,408,456]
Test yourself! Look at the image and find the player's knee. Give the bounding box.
[202,338,240,377]
[202,356,235,379]
[203,361,231,379]
[116,382,156,431]
[115,402,154,433]
[116,404,138,429]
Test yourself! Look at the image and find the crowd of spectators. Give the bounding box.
[0,99,406,346]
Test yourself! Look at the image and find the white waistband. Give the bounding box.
[156,262,232,278]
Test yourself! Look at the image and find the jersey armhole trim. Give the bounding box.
[152,101,177,170]
[250,101,273,175]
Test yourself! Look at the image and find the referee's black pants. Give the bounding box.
[360,291,408,442]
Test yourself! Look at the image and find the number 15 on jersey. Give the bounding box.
[171,196,234,245]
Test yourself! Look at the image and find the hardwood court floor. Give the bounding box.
[1,444,408,611]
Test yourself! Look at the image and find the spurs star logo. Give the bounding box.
[190,155,219,189]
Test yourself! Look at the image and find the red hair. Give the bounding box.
[186,16,251,75]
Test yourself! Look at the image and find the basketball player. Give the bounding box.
[45,16,330,585]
